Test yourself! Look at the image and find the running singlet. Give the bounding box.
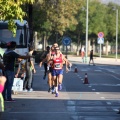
[53,54,63,70]
[51,51,55,56]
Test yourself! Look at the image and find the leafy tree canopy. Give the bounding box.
[0,0,34,36]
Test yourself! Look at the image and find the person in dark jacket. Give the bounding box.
[2,41,30,102]
[89,50,95,66]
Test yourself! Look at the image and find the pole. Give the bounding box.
[66,45,67,59]
[85,0,89,63]
[100,43,101,58]
[116,9,118,61]
[28,4,33,44]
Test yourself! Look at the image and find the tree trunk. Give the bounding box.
[28,4,33,44]
[76,31,80,52]
[34,32,38,50]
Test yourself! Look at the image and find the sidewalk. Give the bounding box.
[67,55,120,65]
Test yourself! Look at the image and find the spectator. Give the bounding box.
[14,58,26,94]
[89,50,95,66]
[23,46,36,92]
[81,46,85,63]
[2,41,30,102]
[15,58,26,80]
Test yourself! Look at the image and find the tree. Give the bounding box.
[0,0,34,36]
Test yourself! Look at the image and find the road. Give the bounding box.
[1,59,120,120]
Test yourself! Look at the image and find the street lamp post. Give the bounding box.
[116,9,118,61]
[85,0,89,63]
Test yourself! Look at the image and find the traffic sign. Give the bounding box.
[97,38,104,44]
[98,32,104,38]
[62,37,71,46]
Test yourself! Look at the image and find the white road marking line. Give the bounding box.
[101,97,105,99]
[94,70,102,72]
[10,112,72,114]
[92,89,95,91]
[81,70,88,71]
[90,83,120,86]
[96,92,100,94]
[106,102,111,105]
[88,86,92,87]
[81,79,83,80]
[113,109,119,112]
[67,101,76,105]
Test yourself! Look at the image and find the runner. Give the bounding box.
[40,44,71,95]
[48,47,69,97]
[40,46,50,79]
[39,46,55,93]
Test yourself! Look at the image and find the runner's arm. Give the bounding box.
[39,57,47,67]
[15,64,21,78]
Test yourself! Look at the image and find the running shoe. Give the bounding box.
[55,93,59,97]
[48,88,52,93]
[28,88,33,92]
[23,89,28,92]
[52,89,55,94]
[58,84,62,91]
[43,75,46,80]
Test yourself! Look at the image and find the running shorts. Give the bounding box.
[47,67,53,73]
[52,69,63,76]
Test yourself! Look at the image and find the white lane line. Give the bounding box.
[67,101,76,105]
[81,70,88,71]
[88,86,92,87]
[113,109,119,112]
[106,102,111,105]
[96,92,100,94]
[81,79,83,81]
[10,112,72,114]
[92,89,95,91]
[94,70,102,72]
[90,83,120,86]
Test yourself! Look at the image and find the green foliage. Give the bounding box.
[0,0,34,36]
[32,0,120,45]
[33,0,83,36]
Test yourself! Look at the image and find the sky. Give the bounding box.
[100,0,120,4]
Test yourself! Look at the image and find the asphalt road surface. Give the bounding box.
[1,62,120,120]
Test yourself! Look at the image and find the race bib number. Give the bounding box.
[54,63,60,68]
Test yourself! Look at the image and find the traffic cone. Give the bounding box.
[74,67,78,73]
[83,73,89,84]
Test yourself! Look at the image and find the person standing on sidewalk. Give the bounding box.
[81,46,85,63]
[2,41,30,101]
[23,46,36,92]
[89,50,95,66]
